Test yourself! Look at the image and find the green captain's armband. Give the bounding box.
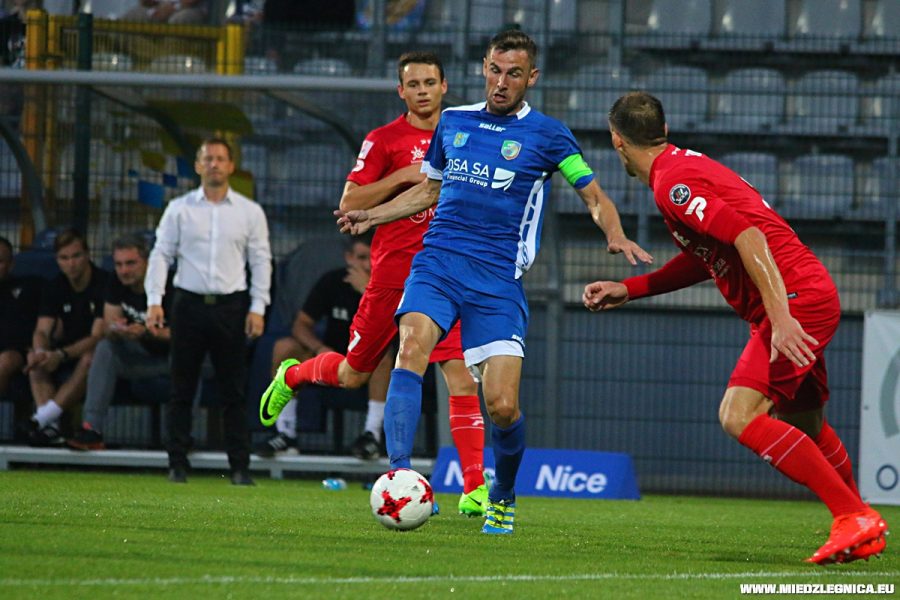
[558,154,594,189]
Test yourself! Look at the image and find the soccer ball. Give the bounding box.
[369,468,434,531]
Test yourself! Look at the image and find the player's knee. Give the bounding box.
[485,393,518,428]
[395,339,429,372]
[718,399,756,439]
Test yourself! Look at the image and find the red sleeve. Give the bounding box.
[347,131,391,186]
[623,252,711,300]
[656,170,753,245]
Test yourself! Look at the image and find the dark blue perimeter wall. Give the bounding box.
[519,306,862,498]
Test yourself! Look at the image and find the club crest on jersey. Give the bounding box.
[453,132,469,148]
[501,140,522,160]
[669,184,691,206]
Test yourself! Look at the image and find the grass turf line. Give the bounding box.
[0,470,897,600]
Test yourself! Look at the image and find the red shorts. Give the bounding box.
[728,293,840,413]
[345,285,464,373]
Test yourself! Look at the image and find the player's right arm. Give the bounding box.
[336,177,441,235]
[734,227,818,367]
[339,164,425,212]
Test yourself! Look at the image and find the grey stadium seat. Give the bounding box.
[715,0,785,37]
[780,154,855,219]
[856,157,897,219]
[564,65,632,131]
[718,152,779,207]
[793,0,861,38]
[787,70,860,133]
[713,68,785,132]
[647,0,712,37]
[641,65,709,130]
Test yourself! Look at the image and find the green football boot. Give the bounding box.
[259,358,299,427]
[458,471,492,517]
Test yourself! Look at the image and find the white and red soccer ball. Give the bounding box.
[369,468,434,531]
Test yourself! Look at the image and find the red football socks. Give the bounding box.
[286,352,343,388]
[449,394,485,493]
[738,414,865,517]
[814,421,862,500]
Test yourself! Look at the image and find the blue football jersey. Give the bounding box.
[422,101,590,279]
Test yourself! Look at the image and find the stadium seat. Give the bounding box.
[779,154,855,219]
[718,152,779,207]
[791,0,861,40]
[864,0,900,39]
[91,52,133,72]
[855,157,897,219]
[786,70,860,134]
[788,0,862,52]
[564,65,631,131]
[640,65,709,130]
[861,73,900,132]
[509,0,577,43]
[642,0,712,47]
[268,144,350,208]
[82,0,128,18]
[11,248,59,279]
[244,56,278,75]
[858,0,900,54]
[148,54,208,74]
[712,68,784,132]
[715,0,785,37]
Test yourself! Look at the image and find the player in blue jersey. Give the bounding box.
[337,30,652,534]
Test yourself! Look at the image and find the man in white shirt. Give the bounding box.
[146,137,272,485]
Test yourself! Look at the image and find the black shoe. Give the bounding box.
[230,469,255,486]
[168,465,188,483]
[67,425,106,451]
[253,432,298,458]
[29,423,64,447]
[351,431,381,460]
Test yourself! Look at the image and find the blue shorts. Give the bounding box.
[396,247,528,368]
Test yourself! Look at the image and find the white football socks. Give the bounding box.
[364,399,385,441]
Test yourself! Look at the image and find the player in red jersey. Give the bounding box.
[262,52,489,515]
[583,92,887,564]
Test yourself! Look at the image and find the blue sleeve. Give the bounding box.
[422,113,446,179]
[546,120,584,170]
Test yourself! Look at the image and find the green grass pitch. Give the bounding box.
[0,470,897,599]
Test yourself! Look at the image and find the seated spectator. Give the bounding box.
[67,234,172,451]
[24,229,107,446]
[0,236,40,398]
[256,236,392,458]
[120,0,208,25]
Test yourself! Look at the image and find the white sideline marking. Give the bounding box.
[2,571,898,588]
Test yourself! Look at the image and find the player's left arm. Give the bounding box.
[734,227,818,367]
[336,177,441,235]
[574,178,653,265]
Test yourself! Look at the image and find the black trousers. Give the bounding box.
[166,289,250,471]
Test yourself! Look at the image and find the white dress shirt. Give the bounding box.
[145,186,272,315]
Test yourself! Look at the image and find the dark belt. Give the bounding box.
[175,288,247,305]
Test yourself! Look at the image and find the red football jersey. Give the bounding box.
[347,114,436,289]
[650,144,837,324]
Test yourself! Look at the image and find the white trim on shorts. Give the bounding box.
[463,340,525,382]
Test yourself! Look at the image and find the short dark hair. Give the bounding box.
[54,228,88,254]
[486,29,538,69]
[197,137,233,161]
[112,233,149,260]
[608,92,668,147]
[0,236,12,256]
[397,51,445,84]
